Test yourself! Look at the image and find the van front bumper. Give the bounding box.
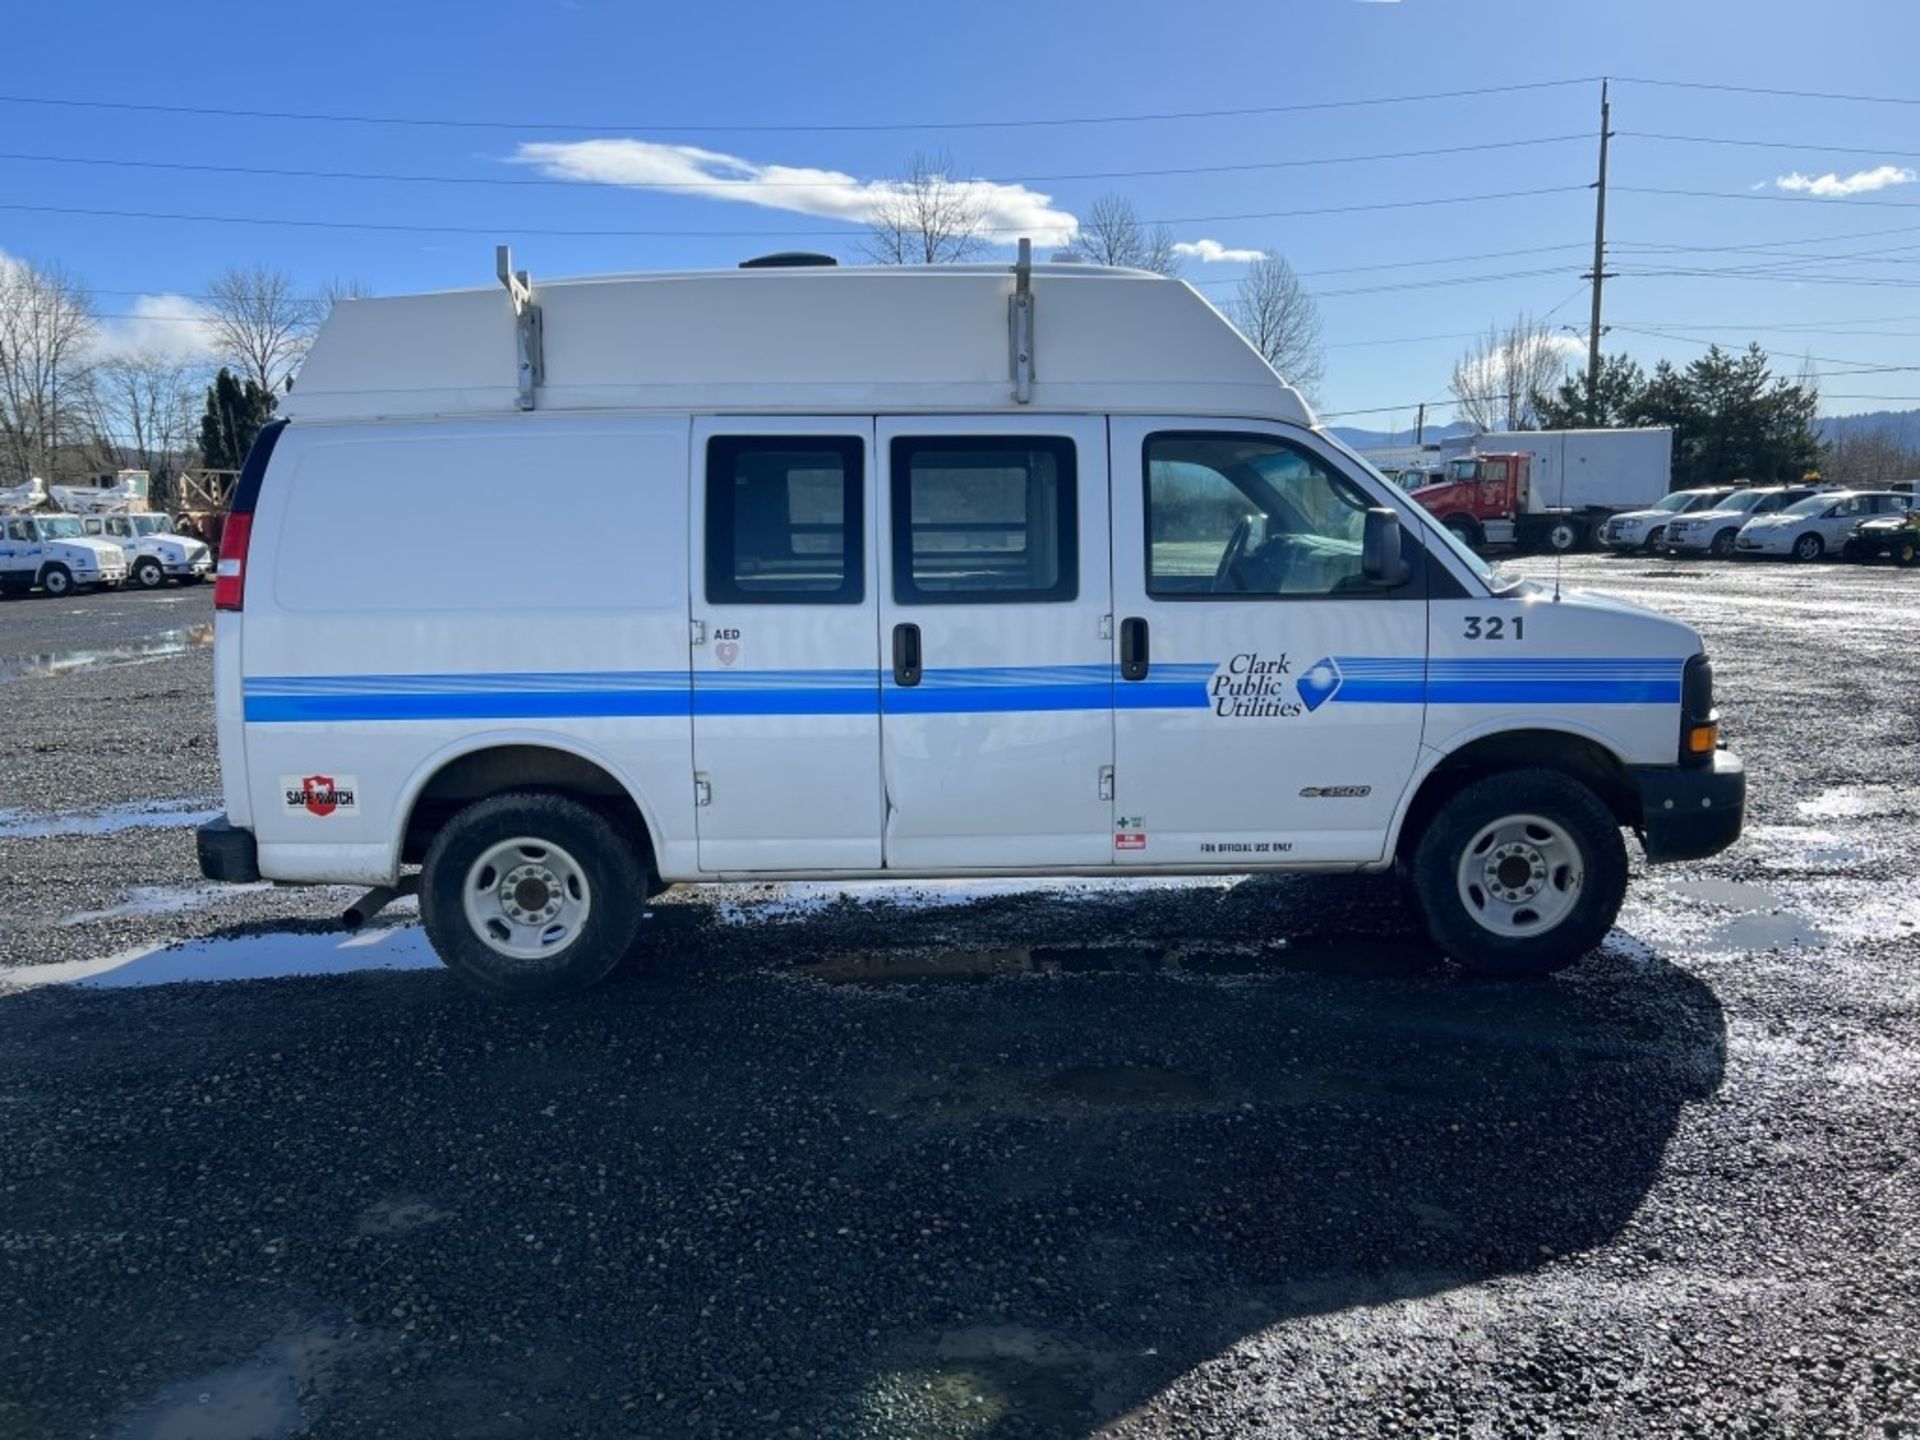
[197,815,262,883]
[1634,752,1746,862]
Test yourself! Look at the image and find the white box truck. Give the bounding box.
[194,252,1743,998]
[1411,428,1674,552]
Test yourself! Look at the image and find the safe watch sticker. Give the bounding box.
[282,773,359,818]
[1115,816,1147,851]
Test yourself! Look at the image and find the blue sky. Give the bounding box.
[7,0,1920,425]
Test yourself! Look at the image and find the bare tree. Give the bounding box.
[204,263,318,394]
[1075,194,1178,275]
[858,152,989,265]
[1449,314,1570,431]
[85,352,203,503]
[1231,257,1325,401]
[1827,425,1920,487]
[318,275,373,320]
[0,256,96,484]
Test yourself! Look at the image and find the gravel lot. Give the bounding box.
[0,556,1915,1439]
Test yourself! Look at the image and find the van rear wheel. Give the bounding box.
[420,790,647,999]
[1410,769,1627,978]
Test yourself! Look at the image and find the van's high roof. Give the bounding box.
[285,259,1316,427]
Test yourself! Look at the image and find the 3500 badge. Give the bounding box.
[281,773,359,818]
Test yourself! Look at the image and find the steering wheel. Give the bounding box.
[1213,515,1254,593]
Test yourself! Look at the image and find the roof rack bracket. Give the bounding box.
[496,244,544,411]
[1009,237,1034,405]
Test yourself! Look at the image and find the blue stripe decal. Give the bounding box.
[241,656,1686,722]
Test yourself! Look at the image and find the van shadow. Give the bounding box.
[1,873,1725,1439]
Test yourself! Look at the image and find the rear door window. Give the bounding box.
[889,438,1076,603]
[705,436,864,605]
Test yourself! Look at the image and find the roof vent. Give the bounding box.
[738,252,838,269]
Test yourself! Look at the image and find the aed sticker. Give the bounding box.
[1115,816,1147,851]
[282,773,359,818]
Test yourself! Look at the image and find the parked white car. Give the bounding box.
[75,512,213,588]
[0,514,130,596]
[1665,486,1822,558]
[1736,490,1913,561]
[1598,488,1733,554]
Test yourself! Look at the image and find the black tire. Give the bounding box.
[1645,525,1667,555]
[1409,769,1628,979]
[1445,518,1481,550]
[1709,528,1739,559]
[132,557,165,589]
[1896,537,1920,567]
[1791,532,1824,562]
[419,790,649,1000]
[37,564,72,598]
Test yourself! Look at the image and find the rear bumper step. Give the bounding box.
[196,815,262,883]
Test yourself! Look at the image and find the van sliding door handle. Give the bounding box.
[1119,617,1150,681]
[892,623,922,687]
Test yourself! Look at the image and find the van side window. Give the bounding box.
[705,436,863,605]
[890,437,1076,603]
[1145,432,1392,599]
[4,520,28,541]
[82,518,103,535]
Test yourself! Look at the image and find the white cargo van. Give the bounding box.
[196,254,1744,997]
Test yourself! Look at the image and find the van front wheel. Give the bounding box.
[420,790,646,999]
[1410,769,1627,978]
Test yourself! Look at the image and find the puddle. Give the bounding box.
[1699,911,1829,953]
[0,623,212,684]
[356,1195,450,1237]
[0,798,220,840]
[60,882,273,927]
[717,875,1242,924]
[0,924,441,991]
[1663,877,1787,910]
[114,1316,360,1440]
[1797,786,1906,820]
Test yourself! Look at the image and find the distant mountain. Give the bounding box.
[1326,420,1478,450]
[1816,409,1920,446]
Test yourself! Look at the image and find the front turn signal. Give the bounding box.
[1686,722,1719,755]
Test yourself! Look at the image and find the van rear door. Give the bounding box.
[876,417,1114,869]
[1107,419,1428,865]
[691,419,883,871]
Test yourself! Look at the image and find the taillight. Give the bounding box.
[213,419,287,614]
[213,511,252,612]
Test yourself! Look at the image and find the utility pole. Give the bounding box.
[1585,78,1613,427]
[1415,402,1425,445]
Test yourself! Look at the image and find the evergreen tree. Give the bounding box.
[198,367,277,471]
[1532,354,1647,429]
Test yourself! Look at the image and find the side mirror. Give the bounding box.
[1363,507,1410,586]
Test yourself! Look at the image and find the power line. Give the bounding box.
[0,77,1603,135]
[1621,129,1920,161]
[1618,184,1920,212]
[1615,77,1920,109]
[1186,242,1590,287]
[0,186,1593,240]
[0,135,1591,191]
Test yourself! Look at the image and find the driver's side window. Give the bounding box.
[1145,432,1374,599]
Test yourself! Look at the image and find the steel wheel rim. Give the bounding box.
[138,562,162,588]
[44,571,68,595]
[461,835,593,961]
[1455,812,1583,938]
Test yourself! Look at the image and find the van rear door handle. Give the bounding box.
[1119,617,1150,681]
[892,623,922,687]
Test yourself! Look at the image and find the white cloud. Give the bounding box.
[1775,165,1917,198]
[511,139,1079,249]
[1171,238,1269,264]
[91,293,222,364]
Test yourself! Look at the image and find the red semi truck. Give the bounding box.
[1408,427,1674,553]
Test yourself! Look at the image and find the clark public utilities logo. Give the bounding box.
[281,774,359,818]
[1208,653,1343,717]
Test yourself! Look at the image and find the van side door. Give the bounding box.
[1107,419,1429,865]
[876,417,1114,868]
[691,419,882,872]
